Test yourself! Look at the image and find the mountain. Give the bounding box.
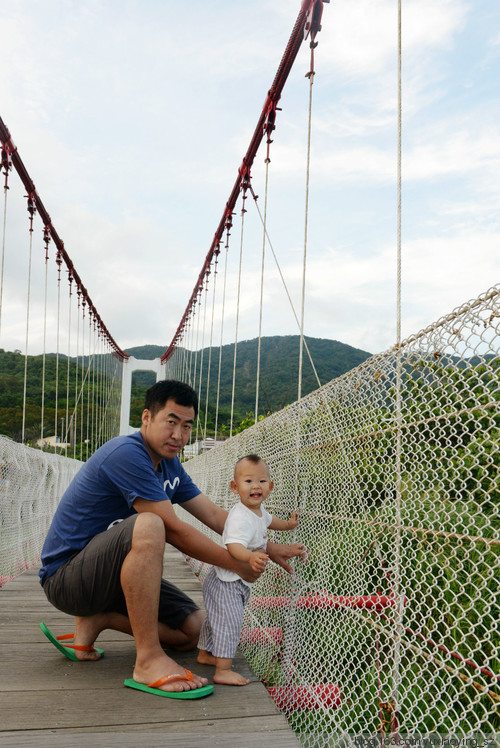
[0,336,372,441]
[124,336,372,415]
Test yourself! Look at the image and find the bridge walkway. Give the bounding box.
[0,547,300,747]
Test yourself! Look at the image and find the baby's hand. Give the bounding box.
[249,550,269,573]
[287,512,299,530]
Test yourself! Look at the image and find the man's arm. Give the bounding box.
[133,496,258,582]
[180,492,228,535]
[181,494,307,575]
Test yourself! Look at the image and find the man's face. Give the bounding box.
[141,398,195,467]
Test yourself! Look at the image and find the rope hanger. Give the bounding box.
[163,1,329,446]
[161,0,328,367]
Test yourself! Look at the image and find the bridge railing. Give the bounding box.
[0,436,80,586]
[1,283,497,736]
[177,284,499,740]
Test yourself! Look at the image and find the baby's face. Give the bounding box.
[230,459,274,512]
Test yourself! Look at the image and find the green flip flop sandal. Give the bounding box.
[39,621,104,661]
[124,671,214,700]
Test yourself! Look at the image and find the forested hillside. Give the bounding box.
[0,336,371,442]
[125,336,372,415]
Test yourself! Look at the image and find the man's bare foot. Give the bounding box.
[197,649,217,666]
[72,613,109,661]
[133,651,208,692]
[213,668,250,686]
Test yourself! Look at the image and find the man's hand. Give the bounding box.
[233,559,260,584]
[248,550,269,573]
[267,540,308,574]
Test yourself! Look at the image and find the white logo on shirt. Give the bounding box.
[107,519,124,530]
[164,477,180,492]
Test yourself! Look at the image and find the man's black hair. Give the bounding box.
[144,380,198,418]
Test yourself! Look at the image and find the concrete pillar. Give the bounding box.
[120,357,164,435]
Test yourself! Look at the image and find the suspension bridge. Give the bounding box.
[0,0,498,743]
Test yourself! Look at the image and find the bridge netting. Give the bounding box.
[173,284,499,738]
[0,439,81,586]
[0,0,499,740]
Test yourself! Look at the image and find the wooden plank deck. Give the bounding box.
[0,548,300,747]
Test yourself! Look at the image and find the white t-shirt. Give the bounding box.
[215,501,273,587]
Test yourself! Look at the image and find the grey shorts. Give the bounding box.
[42,514,199,630]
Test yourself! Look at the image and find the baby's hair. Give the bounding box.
[234,454,269,476]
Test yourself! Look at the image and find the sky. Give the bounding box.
[0,0,499,359]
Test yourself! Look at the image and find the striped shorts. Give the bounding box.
[198,565,251,659]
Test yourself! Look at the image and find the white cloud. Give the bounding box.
[0,0,498,362]
[318,0,468,78]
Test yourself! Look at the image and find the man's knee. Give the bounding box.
[180,609,205,649]
[132,512,166,548]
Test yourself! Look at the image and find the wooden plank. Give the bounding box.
[1,683,284,730]
[0,548,300,747]
[0,729,301,748]
[5,715,292,735]
[0,641,257,692]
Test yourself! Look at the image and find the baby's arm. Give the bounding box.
[226,543,269,573]
[269,511,299,532]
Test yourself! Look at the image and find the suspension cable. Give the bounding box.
[74,288,81,452]
[192,296,202,443]
[40,226,50,445]
[255,161,270,422]
[298,57,316,401]
[391,0,404,731]
[86,314,91,460]
[0,144,11,337]
[22,194,36,443]
[54,249,62,451]
[195,277,209,443]
[80,298,86,453]
[91,320,97,449]
[249,191,321,390]
[230,191,248,437]
[214,223,231,440]
[64,273,73,456]
[161,1,328,366]
[204,250,219,440]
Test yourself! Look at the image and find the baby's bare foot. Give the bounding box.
[213,668,250,686]
[197,649,217,666]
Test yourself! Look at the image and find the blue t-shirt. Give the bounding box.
[39,431,200,583]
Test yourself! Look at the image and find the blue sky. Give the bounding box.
[1,0,498,358]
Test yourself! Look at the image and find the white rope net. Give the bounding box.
[0,437,81,586]
[174,284,499,740]
[0,346,124,586]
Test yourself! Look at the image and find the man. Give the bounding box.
[39,380,306,697]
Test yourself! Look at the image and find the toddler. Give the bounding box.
[197,453,299,685]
